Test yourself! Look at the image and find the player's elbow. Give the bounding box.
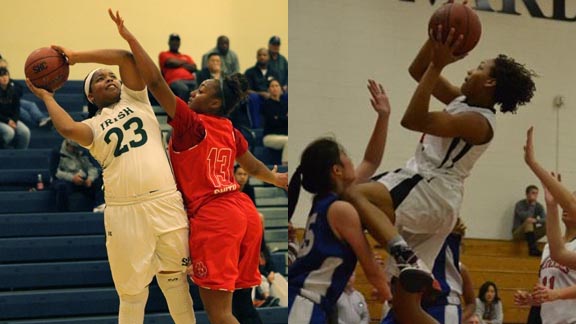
[400,116,422,131]
[408,65,422,82]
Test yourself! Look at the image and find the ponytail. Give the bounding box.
[288,165,303,221]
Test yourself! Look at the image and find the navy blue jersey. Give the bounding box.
[289,193,357,314]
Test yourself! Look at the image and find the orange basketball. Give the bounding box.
[428,3,482,55]
[24,47,69,92]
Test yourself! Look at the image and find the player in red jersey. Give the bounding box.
[109,10,288,324]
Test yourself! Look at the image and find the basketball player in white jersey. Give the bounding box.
[343,23,536,323]
[25,46,195,323]
[518,130,576,323]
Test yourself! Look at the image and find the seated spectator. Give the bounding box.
[159,33,197,101]
[0,56,51,128]
[268,36,288,91]
[245,48,280,100]
[261,80,287,165]
[337,272,370,324]
[254,231,287,308]
[475,281,503,324]
[467,314,481,324]
[19,100,52,128]
[235,165,256,203]
[202,35,240,75]
[513,185,546,256]
[52,139,105,212]
[196,53,225,86]
[0,67,30,149]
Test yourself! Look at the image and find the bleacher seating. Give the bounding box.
[1,80,288,323]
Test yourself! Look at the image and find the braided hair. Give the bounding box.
[217,73,249,116]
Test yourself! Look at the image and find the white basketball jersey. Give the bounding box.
[82,85,176,203]
[540,240,576,324]
[407,96,496,186]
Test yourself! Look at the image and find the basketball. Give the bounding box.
[428,3,482,55]
[24,47,69,92]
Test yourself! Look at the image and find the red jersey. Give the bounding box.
[159,51,196,84]
[168,98,248,215]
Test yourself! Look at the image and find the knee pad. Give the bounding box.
[157,272,196,323]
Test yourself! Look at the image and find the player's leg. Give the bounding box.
[233,288,263,324]
[156,227,196,324]
[189,198,244,323]
[234,196,265,323]
[105,204,157,323]
[346,180,432,291]
[199,289,238,324]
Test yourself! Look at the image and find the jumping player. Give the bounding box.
[288,80,393,323]
[343,21,536,323]
[25,26,195,324]
[108,10,287,324]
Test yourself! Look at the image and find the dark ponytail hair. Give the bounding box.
[217,73,248,116]
[288,138,343,221]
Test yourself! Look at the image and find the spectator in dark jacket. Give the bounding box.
[261,80,288,164]
[512,185,546,256]
[0,67,30,149]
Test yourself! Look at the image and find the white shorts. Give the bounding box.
[377,168,461,276]
[104,190,189,295]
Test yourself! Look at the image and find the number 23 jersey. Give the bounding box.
[82,85,177,201]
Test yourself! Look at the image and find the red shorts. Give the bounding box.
[188,192,262,291]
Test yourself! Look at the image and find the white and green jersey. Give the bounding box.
[82,85,176,203]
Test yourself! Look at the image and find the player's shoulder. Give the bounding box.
[328,200,359,222]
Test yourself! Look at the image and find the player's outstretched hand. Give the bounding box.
[271,165,288,190]
[524,126,536,166]
[367,79,391,118]
[532,284,559,304]
[514,289,537,306]
[429,26,467,68]
[108,9,136,42]
[51,45,75,66]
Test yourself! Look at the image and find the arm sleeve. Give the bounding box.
[55,161,75,182]
[159,52,168,69]
[494,301,503,324]
[82,156,99,181]
[538,202,547,219]
[168,97,206,151]
[513,201,530,231]
[475,299,484,319]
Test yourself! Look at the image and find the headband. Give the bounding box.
[83,68,100,104]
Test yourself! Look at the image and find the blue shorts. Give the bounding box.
[382,304,461,324]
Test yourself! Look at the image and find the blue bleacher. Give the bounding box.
[1,80,288,323]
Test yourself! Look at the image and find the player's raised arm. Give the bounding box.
[108,9,177,118]
[355,80,391,184]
